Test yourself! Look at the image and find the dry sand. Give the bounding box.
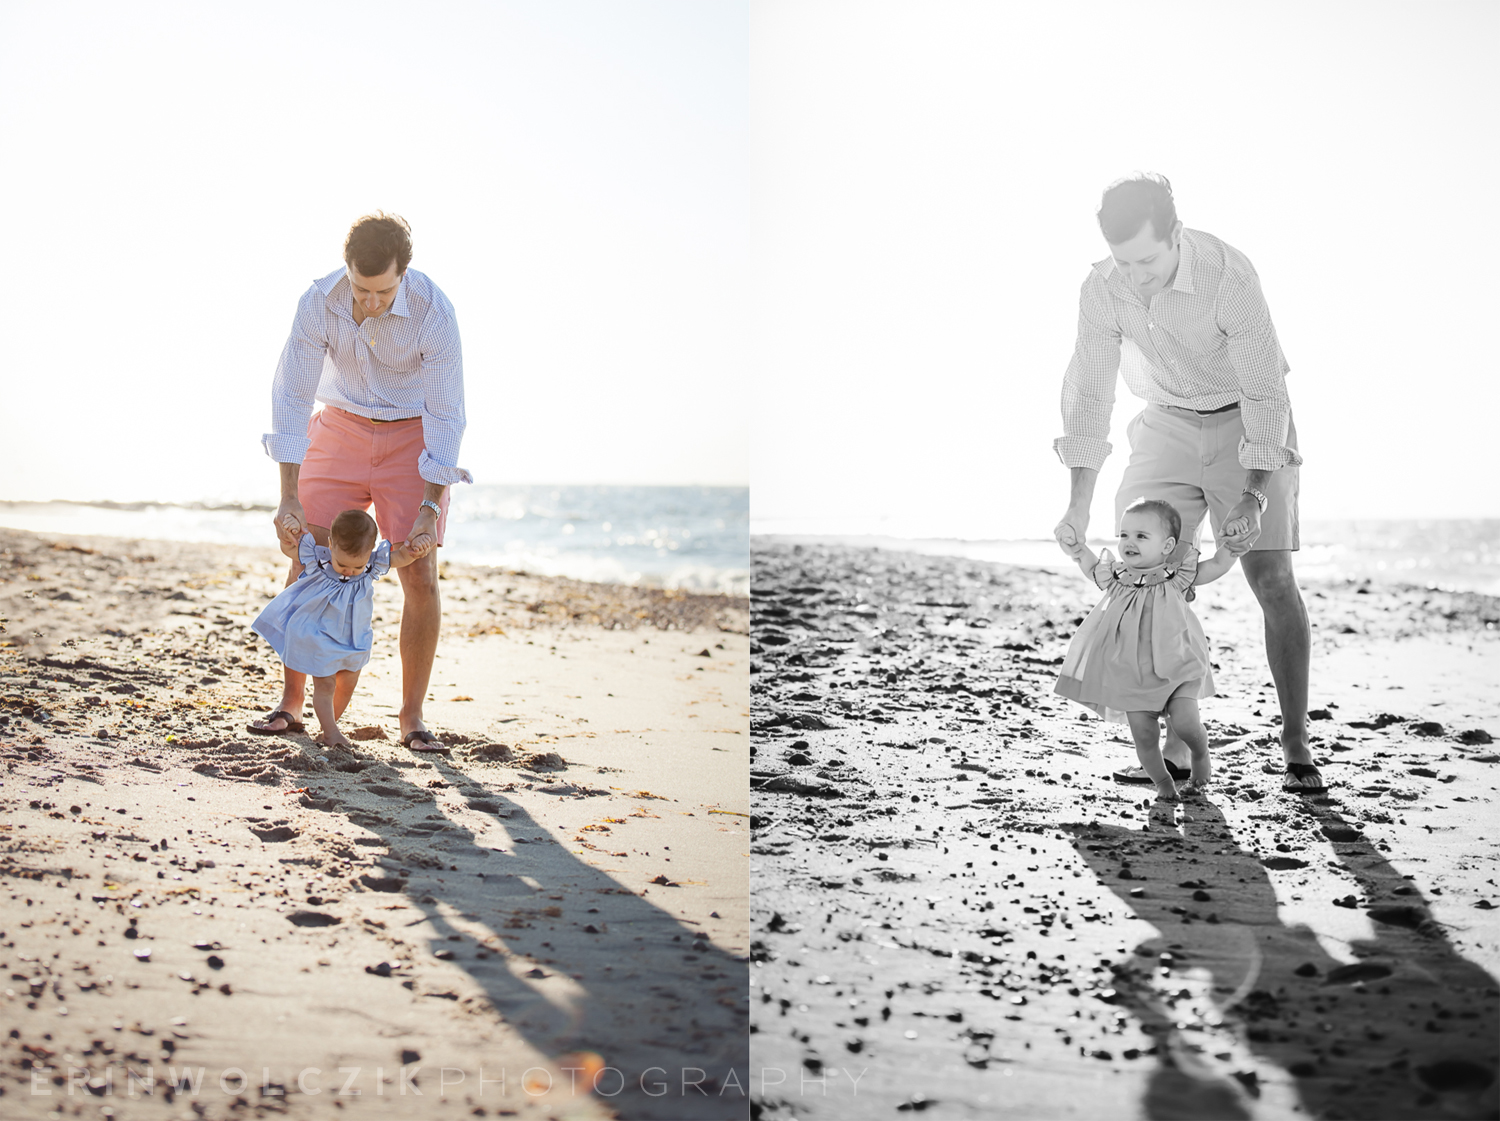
[0,527,750,1120]
[749,540,1500,1120]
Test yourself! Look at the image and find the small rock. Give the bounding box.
[1294,962,1319,977]
[287,911,342,928]
[206,956,224,970]
[365,962,393,977]
[249,826,298,843]
[470,744,514,762]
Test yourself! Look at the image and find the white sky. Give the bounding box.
[1,1,747,503]
[751,1,1500,538]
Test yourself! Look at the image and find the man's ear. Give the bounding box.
[1170,219,1183,247]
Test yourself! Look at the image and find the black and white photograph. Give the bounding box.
[750,3,1499,1118]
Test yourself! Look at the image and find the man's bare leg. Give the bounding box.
[396,550,441,741]
[1239,550,1313,768]
[249,524,331,733]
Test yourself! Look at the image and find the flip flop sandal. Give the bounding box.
[1112,760,1192,784]
[1283,763,1326,793]
[247,710,305,736]
[403,730,451,754]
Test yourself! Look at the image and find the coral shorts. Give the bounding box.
[297,407,449,546]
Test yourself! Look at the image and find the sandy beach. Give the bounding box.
[749,539,1499,1120]
[0,527,750,1120]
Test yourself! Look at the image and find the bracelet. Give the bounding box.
[419,499,442,518]
[1243,487,1268,514]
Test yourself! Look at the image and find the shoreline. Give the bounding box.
[0,526,751,1120]
[749,540,1499,1120]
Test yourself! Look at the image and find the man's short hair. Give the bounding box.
[329,508,379,556]
[1097,173,1177,244]
[344,212,413,278]
[1123,496,1182,544]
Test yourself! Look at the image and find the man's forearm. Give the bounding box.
[1068,467,1099,511]
[422,482,447,507]
[1242,469,1272,497]
[279,462,301,501]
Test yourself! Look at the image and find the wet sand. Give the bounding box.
[749,539,1499,1120]
[0,527,750,1120]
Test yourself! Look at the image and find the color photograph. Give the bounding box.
[0,4,749,1118]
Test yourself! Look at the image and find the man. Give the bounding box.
[1053,174,1322,792]
[252,212,472,752]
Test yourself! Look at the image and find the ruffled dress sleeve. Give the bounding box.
[297,532,321,577]
[1091,548,1118,591]
[367,540,393,580]
[1170,547,1201,599]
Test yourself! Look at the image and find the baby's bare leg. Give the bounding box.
[332,670,361,721]
[1164,696,1211,789]
[1127,710,1178,801]
[311,675,352,750]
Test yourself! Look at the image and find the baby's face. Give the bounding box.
[1117,511,1174,569]
[329,542,372,577]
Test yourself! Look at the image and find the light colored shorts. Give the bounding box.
[298,407,450,546]
[1115,403,1299,553]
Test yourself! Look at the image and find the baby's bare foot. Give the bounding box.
[1178,779,1210,798]
[1153,779,1180,803]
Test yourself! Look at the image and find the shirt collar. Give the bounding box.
[1091,228,1200,297]
[315,268,412,320]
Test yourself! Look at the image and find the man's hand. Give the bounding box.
[1055,509,1089,558]
[1221,498,1262,552]
[275,497,307,549]
[407,506,439,551]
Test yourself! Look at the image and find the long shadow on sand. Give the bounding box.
[295,747,748,1120]
[1065,799,1498,1120]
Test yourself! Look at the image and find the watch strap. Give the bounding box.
[1243,487,1269,513]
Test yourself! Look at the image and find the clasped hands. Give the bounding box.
[1054,500,1261,561]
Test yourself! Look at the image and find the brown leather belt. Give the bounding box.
[1181,401,1240,416]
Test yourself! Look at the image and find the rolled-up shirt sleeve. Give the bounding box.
[1218,271,1301,471]
[414,307,474,486]
[1053,276,1121,471]
[262,288,328,464]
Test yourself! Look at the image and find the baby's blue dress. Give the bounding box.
[251,534,392,677]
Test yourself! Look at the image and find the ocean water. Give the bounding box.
[751,519,1500,597]
[0,485,749,596]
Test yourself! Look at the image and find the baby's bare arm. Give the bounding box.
[1192,548,1240,586]
[390,534,436,569]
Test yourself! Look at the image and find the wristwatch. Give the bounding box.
[419,499,442,518]
[1243,487,1269,514]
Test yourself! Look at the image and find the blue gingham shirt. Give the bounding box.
[1054,228,1301,473]
[262,267,473,486]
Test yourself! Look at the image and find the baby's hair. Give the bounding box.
[1123,497,1182,543]
[329,509,378,556]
